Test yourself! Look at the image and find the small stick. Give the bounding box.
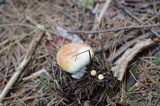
[123,9,160,38]
[68,23,160,34]
[93,30,138,53]
[66,0,74,7]
[0,30,44,100]
[0,23,56,37]
[50,6,80,25]
[88,0,112,38]
[22,68,47,80]
[11,93,27,106]
[115,0,160,38]
[107,32,151,62]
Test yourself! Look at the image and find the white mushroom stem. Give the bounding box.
[71,67,87,79]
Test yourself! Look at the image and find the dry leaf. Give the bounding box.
[56,26,84,43]
[111,39,157,81]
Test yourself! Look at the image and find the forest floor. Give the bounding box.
[0,0,160,106]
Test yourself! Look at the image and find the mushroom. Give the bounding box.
[90,70,97,76]
[56,43,94,79]
[98,74,104,80]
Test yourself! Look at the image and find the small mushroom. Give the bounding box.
[90,70,97,76]
[98,74,104,80]
[56,43,94,79]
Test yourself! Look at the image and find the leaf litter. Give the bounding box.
[0,0,160,106]
[112,38,158,81]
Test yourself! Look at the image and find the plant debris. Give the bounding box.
[0,0,160,106]
[112,38,158,81]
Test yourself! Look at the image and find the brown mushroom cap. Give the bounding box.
[56,43,94,74]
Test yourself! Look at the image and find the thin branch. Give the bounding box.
[0,23,56,36]
[115,0,160,38]
[50,6,80,25]
[107,32,151,62]
[88,0,112,38]
[0,30,35,53]
[68,23,160,34]
[0,30,44,100]
[66,0,74,7]
[123,9,160,38]
[11,93,27,106]
[22,68,47,80]
[93,30,139,53]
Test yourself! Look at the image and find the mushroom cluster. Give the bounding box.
[90,70,105,80]
[56,43,94,79]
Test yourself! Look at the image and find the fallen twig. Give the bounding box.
[0,23,57,38]
[0,30,35,53]
[22,68,48,80]
[0,30,44,100]
[115,0,160,38]
[107,32,151,62]
[88,0,112,38]
[124,9,160,38]
[93,30,138,53]
[50,6,80,25]
[68,23,160,34]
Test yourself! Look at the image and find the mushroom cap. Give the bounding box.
[90,70,97,76]
[98,74,104,80]
[56,43,94,73]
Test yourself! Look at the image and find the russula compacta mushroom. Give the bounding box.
[56,43,94,79]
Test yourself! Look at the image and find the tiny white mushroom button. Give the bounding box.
[90,70,97,76]
[98,74,104,80]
